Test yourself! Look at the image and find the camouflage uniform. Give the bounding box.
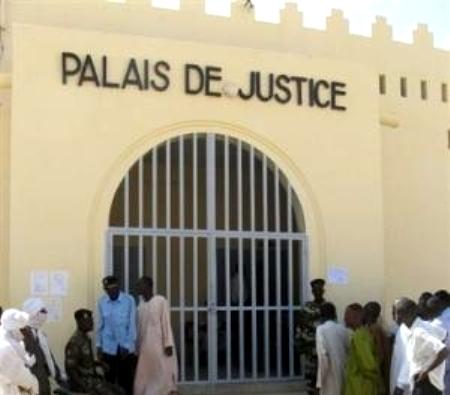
[65,330,124,395]
[296,300,325,394]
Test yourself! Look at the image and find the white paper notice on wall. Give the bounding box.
[46,298,63,322]
[30,271,49,295]
[327,266,349,285]
[50,271,69,296]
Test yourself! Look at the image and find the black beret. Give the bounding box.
[74,309,92,321]
[102,275,119,289]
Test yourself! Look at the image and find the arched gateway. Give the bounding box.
[107,133,309,384]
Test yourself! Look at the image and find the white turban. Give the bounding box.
[0,309,29,330]
[22,298,46,316]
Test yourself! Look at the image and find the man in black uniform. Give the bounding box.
[65,309,124,395]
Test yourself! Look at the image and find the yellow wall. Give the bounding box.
[0,0,448,364]
[8,22,384,360]
[0,88,10,308]
[382,101,450,303]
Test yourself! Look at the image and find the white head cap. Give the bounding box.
[22,298,46,316]
[1,309,29,331]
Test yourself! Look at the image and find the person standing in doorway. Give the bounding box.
[133,276,178,395]
[297,278,327,395]
[96,276,137,395]
[315,302,349,395]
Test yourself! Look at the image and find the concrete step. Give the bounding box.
[179,381,308,395]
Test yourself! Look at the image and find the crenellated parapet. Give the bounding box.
[0,0,449,103]
[372,17,392,41]
[279,2,303,27]
[2,0,446,49]
[326,9,349,35]
[2,0,447,53]
[413,23,434,48]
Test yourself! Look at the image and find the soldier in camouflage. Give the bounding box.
[296,278,327,395]
[65,309,124,395]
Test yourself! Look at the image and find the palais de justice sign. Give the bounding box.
[61,52,347,111]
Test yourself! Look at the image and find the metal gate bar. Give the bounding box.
[106,133,308,384]
[207,134,217,381]
[179,137,186,382]
[152,149,158,291]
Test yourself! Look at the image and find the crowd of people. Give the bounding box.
[0,276,177,395]
[298,279,450,395]
[0,275,449,395]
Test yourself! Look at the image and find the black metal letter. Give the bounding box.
[78,55,100,87]
[290,76,308,105]
[61,52,81,85]
[151,61,171,92]
[313,80,331,108]
[184,64,204,95]
[331,81,347,111]
[121,58,144,90]
[238,72,256,100]
[255,72,274,102]
[274,74,292,104]
[205,66,222,97]
[101,56,119,89]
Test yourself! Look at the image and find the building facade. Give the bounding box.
[0,0,449,384]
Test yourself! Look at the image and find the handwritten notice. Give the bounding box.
[50,271,69,296]
[46,298,63,322]
[327,266,349,285]
[30,271,49,295]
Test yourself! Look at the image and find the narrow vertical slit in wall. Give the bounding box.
[379,74,386,94]
[441,83,448,103]
[400,77,407,97]
[420,80,427,100]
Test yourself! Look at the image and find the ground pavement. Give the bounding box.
[179,382,308,395]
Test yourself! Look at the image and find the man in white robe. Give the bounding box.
[394,298,447,395]
[134,276,178,395]
[22,297,66,394]
[315,302,349,395]
[431,292,450,395]
[391,321,412,395]
[0,309,39,395]
[391,299,412,395]
[22,298,61,381]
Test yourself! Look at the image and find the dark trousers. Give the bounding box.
[103,353,136,395]
[413,378,442,395]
